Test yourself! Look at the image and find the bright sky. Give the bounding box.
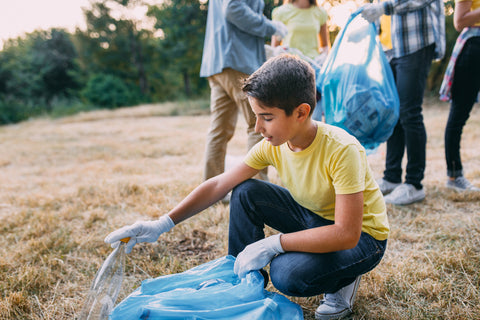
[0,0,359,49]
[0,0,90,48]
[0,0,160,49]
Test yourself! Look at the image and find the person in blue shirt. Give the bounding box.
[200,0,287,185]
[361,0,445,205]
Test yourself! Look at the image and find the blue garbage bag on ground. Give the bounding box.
[109,255,303,319]
[314,10,399,152]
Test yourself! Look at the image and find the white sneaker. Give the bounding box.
[384,183,425,205]
[446,176,480,192]
[315,276,361,320]
[376,178,401,195]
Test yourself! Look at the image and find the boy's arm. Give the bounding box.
[280,192,364,253]
[234,191,364,277]
[105,163,259,252]
[169,163,258,224]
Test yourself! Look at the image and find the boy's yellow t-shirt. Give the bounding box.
[272,4,328,59]
[244,122,389,241]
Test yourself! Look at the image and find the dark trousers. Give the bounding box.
[228,179,387,297]
[445,37,480,178]
[384,44,435,189]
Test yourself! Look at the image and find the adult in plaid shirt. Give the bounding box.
[362,0,445,205]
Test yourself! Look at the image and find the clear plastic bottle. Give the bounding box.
[79,242,126,320]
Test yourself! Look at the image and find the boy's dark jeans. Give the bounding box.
[445,37,480,178]
[228,179,387,297]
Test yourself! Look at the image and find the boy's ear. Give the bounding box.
[295,103,311,121]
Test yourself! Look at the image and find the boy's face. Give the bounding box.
[248,97,297,147]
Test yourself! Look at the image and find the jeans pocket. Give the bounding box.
[361,233,387,262]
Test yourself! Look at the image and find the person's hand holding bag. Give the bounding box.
[234,234,284,278]
[314,46,330,67]
[361,3,385,23]
[272,21,288,40]
[105,215,175,253]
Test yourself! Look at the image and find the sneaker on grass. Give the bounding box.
[446,176,480,192]
[376,178,401,195]
[384,183,425,205]
[315,276,361,320]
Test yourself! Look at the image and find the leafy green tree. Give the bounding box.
[146,39,185,101]
[0,29,81,123]
[31,29,82,107]
[0,35,44,101]
[148,0,208,98]
[75,0,154,101]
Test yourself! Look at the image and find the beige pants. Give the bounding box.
[204,68,267,180]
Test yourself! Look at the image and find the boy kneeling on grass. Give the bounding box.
[105,54,389,320]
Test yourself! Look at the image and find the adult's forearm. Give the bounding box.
[454,2,480,30]
[384,0,437,15]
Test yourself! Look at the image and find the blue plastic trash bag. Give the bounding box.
[314,10,399,152]
[109,255,303,319]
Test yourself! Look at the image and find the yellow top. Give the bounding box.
[244,122,389,240]
[379,15,392,50]
[272,4,328,59]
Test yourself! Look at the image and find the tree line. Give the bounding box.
[0,0,456,125]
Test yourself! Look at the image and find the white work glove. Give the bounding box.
[273,45,289,56]
[234,234,284,278]
[104,215,175,253]
[314,46,329,67]
[272,21,288,40]
[361,3,385,23]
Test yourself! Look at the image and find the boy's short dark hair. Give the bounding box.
[242,54,317,116]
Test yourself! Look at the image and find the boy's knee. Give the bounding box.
[231,179,264,202]
[270,253,333,297]
[270,263,306,296]
[270,255,309,297]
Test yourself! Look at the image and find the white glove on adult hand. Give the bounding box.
[272,21,288,40]
[104,215,175,253]
[361,3,385,23]
[234,234,284,278]
[314,47,329,67]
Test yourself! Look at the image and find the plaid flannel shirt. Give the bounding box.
[382,0,445,60]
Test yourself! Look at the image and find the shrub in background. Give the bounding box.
[82,74,140,109]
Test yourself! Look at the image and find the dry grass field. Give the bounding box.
[0,98,479,319]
